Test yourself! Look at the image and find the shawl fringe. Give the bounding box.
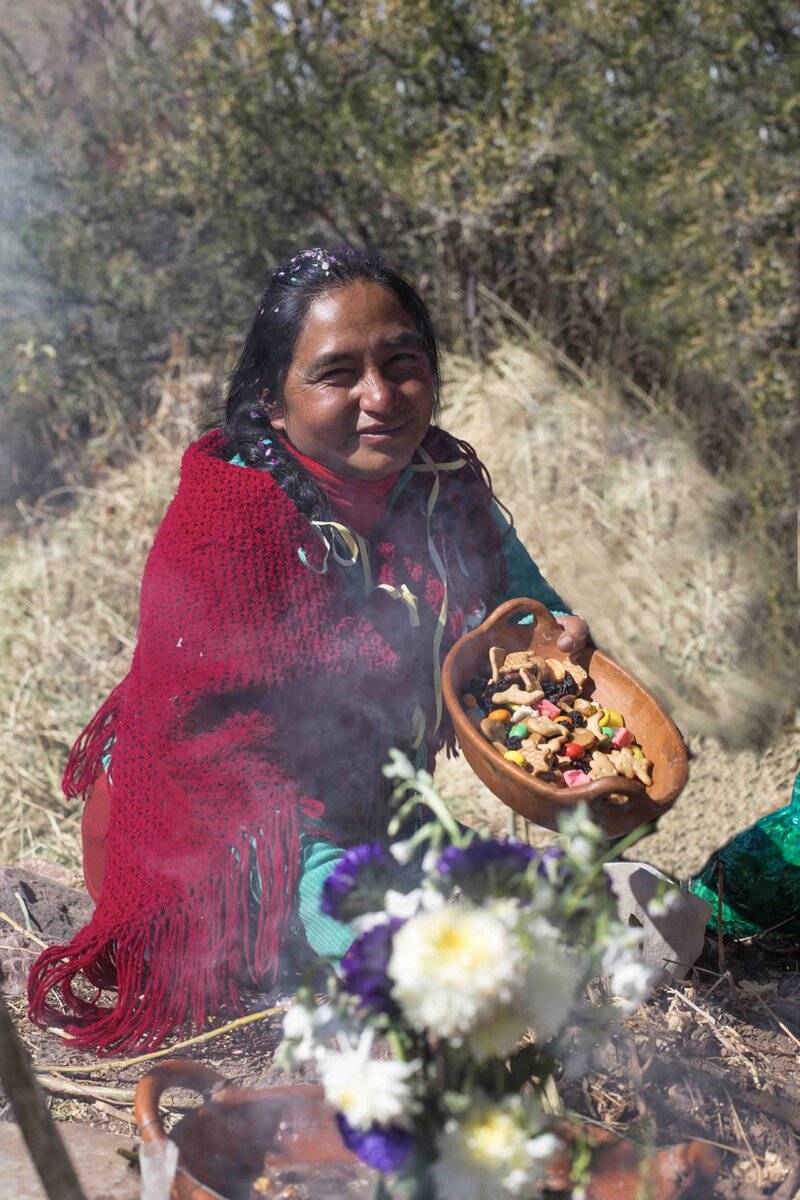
[28,808,300,1055]
[62,681,126,802]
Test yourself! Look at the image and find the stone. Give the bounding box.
[0,1122,139,1200]
[604,861,712,981]
[0,867,94,997]
[0,867,94,944]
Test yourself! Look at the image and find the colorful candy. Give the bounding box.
[463,648,653,789]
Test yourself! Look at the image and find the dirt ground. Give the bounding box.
[435,730,800,881]
[4,934,799,1199]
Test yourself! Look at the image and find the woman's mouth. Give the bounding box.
[356,420,409,442]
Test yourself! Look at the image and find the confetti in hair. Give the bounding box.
[273,247,338,284]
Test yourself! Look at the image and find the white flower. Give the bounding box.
[467,1006,528,1061]
[389,838,416,866]
[388,904,523,1039]
[433,1097,557,1200]
[350,910,390,934]
[519,945,580,1041]
[601,924,645,970]
[421,848,440,874]
[569,835,595,866]
[281,1003,315,1062]
[384,886,444,921]
[318,1032,419,1131]
[608,959,658,1013]
[280,1001,343,1066]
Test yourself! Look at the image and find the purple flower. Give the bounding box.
[341,919,403,1013]
[336,1113,414,1172]
[437,838,538,899]
[321,844,394,921]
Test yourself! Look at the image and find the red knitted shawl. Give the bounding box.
[28,427,505,1054]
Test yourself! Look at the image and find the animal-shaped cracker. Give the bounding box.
[489,646,507,682]
[526,714,568,739]
[521,745,561,782]
[588,751,620,780]
[609,746,653,786]
[503,650,545,674]
[492,684,545,707]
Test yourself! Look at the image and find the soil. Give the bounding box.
[3,730,799,1200]
[435,729,800,881]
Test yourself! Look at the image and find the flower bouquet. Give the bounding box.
[278,751,661,1200]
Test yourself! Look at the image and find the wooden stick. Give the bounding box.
[0,910,48,948]
[36,1002,286,1076]
[716,862,726,973]
[0,991,88,1200]
[36,1073,136,1104]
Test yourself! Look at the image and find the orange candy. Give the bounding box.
[488,708,512,723]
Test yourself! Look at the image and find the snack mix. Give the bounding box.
[462,648,653,789]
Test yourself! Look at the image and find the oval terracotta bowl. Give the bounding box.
[134,1061,718,1200]
[442,598,689,837]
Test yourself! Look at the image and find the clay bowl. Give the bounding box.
[134,1061,717,1200]
[135,1060,372,1200]
[442,598,689,837]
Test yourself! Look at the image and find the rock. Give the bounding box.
[0,867,93,944]
[0,867,94,996]
[604,861,711,981]
[0,1122,139,1200]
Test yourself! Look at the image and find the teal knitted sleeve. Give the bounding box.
[296,836,355,960]
[491,503,572,616]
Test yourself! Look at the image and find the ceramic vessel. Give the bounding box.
[441,598,689,836]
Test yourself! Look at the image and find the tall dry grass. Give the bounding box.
[0,337,794,872]
[443,311,795,742]
[0,371,208,870]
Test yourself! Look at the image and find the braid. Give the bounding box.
[257,437,332,525]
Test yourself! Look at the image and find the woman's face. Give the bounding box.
[268,280,436,480]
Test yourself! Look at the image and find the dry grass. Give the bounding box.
[0,370,209,870]
[441,320,795,743]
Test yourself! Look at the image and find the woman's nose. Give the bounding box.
[360,369,399,412]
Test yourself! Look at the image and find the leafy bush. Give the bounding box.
[1,1,796,582]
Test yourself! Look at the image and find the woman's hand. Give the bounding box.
[554,614,591,654]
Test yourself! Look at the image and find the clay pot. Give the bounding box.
[441,598,689,837]
[134,1062,719,1200]
[134,1060,371,1200]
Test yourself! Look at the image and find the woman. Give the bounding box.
[28,246,588,1054]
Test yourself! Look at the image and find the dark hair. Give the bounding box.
[220,246,442,523]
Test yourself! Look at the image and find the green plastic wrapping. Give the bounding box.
[689,770,800,940]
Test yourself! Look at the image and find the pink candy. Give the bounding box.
[563,769,588,788]
[536,698,562,718]
[611,727,634,749]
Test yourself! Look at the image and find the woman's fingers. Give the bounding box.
[554,614,590,653]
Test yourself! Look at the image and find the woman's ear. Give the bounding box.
[261,389,286,431]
